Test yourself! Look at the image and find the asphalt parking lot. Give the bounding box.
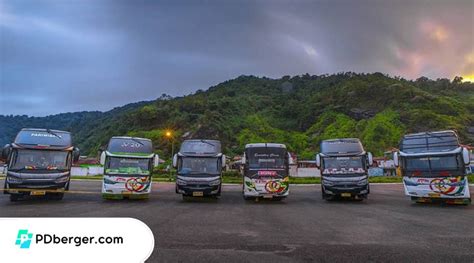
[1,179,473,262]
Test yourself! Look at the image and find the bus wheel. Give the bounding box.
[243,195,254,201]
[3,180,7,194]
[321,186,331,201]
[182,195,192,201]
[48,193,64,201]
[10,194,21,202]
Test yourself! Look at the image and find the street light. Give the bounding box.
[165,130,174,181]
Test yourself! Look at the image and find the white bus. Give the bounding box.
[242,143,293,201]
[394,130,471,205]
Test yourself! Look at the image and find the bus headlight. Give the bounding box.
[55,176,70,184]
[357,179,368,186]
[322,180,334,186]
[209,179,221,186]
[7,176,22,184]
[176,179,187,186]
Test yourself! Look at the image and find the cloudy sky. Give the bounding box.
[1,0,473,116]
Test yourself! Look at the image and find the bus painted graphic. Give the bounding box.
[403,176,469,198]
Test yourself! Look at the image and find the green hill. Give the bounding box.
[1,73,473,159]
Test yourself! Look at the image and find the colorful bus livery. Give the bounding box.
[100,137,159,200]
[242,143,293,201]
[394,130,471,204]
[2,128,80,201]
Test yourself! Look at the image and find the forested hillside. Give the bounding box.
[1,73,473,159]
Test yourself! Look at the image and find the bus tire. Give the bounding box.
[243,195,254,201]
[3,180,7,194]
[10,194,21,202]
[65,179,70,191]
[48,192,64,201]
[321,186,331,200]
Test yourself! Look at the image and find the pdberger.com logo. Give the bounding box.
[15,229,33,249]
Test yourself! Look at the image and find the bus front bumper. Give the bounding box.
[176,184,220,196]
[176,175,221,196]
[5,174,69,194]
[323,184,369,196]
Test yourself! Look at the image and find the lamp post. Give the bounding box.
[165,131,174,181]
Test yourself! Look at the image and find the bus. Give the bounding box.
[242,143,293,201]
[393,130,471,204]
[2,128,80,201]
[316,138,373,200]
[100,136,159,199]
[173,139,225,199]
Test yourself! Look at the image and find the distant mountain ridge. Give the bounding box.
[1,73,473,158]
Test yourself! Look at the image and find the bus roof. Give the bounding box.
[399,130,460,154]
[13,128,72,149]
[107,136,153,155]
[179,139,222,156]
[320,138,364,156]
[245,143,287,149]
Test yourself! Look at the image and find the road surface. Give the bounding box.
[1,179,473,262]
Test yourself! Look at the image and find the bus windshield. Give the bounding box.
[247,147,287,170]
[179,157,219,176]
[106,157,151,175]
[10,149,69,171]
[322,156,365,174]
[404,155,462,172]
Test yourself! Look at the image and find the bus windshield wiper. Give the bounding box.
[131,138,144,146]
[200,139,215,147]
[46,129,62,139]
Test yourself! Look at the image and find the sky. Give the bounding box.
[0,0,473,116]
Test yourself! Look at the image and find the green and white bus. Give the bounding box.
[100,136,159,200]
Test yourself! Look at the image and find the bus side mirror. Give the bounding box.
[393,152,399,167]
[172,154,178,168]
[241,154,246,165]
[462,147,470,165]
[153,154,160,168]
[2,144,11,161]
[100,151,106,166]
[315,154,321,168]
[367,152,373,166]
[221,155,226,166]
[288,153,295,165]
[73,147,80,162]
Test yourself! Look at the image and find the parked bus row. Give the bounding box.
[1,128,471,204]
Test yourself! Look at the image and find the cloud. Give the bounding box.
[0,0,473,116]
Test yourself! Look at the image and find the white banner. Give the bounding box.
[0,218,154,263]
